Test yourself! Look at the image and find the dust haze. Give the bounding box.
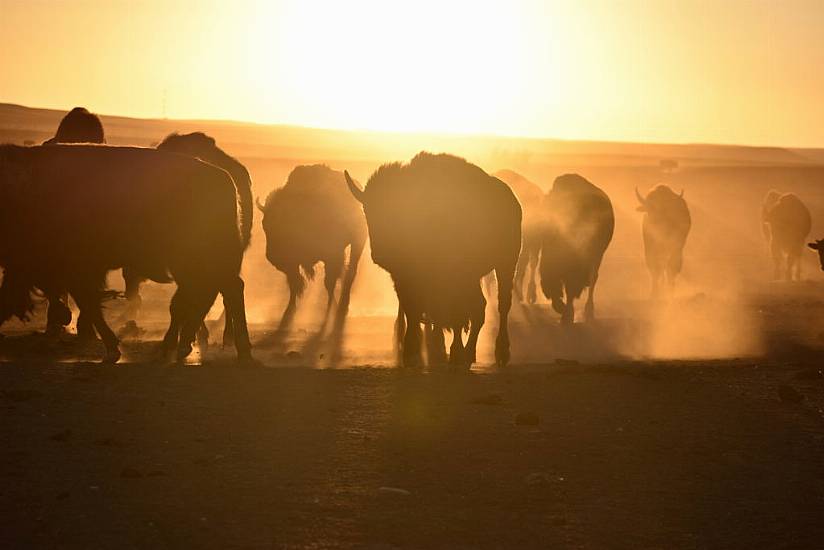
[4,104,820,367]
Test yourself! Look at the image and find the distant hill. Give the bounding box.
[1,102,821,169]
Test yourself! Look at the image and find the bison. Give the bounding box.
[0,107,107,337]
[345,152,521,368]
[540,174,614,324]
[761,189,781,243]
[636,184,691,297]
[493,170,544,304]
[258,164,367,326]
[807,239,824,271]
[763,192,811,281]
[118,132,254,345]
[42,107,105,145]
[0,144,251,363]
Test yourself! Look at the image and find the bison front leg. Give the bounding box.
[176,286,219,363]
[280,268,301,330]
[448,327,465,366]
[770,239,783,280]
[425,322,448,365]
[45,291,72,337]
[393,303,406,363]
[160,289,183,362]
[525,249,540,305]
[585,266,601,323]
[338,237,365,319]
[394,283,423,368]
[221,276,252,362]
[72,287,119,364]
[323,253,344,317]
[561,286,575,325]
[494,263,515,367]
[464,288,486,366]
[513,248,529,303]
[121,267,143,324]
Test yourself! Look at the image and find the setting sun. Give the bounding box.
[3,0,824,145]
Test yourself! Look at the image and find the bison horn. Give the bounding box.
[255,196,265,212]
[345,170,364,204]
[635,186,646,205]
[679,188,685,198]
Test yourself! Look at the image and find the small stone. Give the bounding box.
[515,412,540,426]
[286,351,302,360]
[778,384,804,404]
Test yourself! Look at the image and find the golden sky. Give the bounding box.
[1,0,823,146]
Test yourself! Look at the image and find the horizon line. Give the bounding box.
[3,101,822,153]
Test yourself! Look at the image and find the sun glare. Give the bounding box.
[253,0,533,134]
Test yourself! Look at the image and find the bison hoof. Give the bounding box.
[176,344,193,363]
[101,348,121,364]
[237,349,255,366]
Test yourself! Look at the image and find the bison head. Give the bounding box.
[808,239,824,271]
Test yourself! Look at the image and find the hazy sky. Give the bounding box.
[1,0,823,146]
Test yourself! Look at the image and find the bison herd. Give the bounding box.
[0,107,820,367]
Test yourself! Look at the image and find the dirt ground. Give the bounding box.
[1,308,823,549]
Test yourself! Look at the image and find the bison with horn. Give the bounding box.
[540,174,614,324]
[345,152,521,368]
[636,184,691,297]
[258,164,367,327]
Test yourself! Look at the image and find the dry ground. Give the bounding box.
[1,310,823,549]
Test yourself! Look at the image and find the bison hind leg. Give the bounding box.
[221,276,252,362]
[448,327,465,366]
[176,286,219,363]
[425,323,447,366]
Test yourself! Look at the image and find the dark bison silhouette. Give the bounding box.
[345,152,521,368]
[258,164,367,325]
[118,132,254,345]
[540,174,614,324]
[42,107,105,145]
[807,239,824,271]
[762,192,811,280]
[636,184,691,297]
[0,144,251,363]
[493,170,544,304]
[761,189,782,243]
[1,107,106,336]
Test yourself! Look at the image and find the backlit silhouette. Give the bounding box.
[346,152,521,368]
[118,132,254,346]
[763,191,812,280]
[540,174,614,324]
[493,170,544,304]
[259,164,367,328]
[0,144,251,363]
[636,185,691,297]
